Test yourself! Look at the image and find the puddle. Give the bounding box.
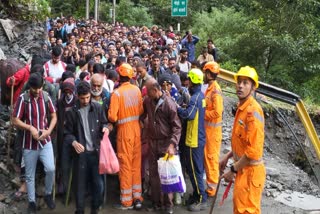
[275,191,320,210]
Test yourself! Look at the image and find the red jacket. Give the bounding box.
[6,64,30,105]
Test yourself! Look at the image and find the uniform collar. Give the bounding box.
[206,81,216,91]
[238,96,253,111]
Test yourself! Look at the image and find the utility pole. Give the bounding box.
[94,0,98,21]
[86,0,89,19]
[112,0,116,25]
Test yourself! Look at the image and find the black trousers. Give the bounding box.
[73,151,104,212]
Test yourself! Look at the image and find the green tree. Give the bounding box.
[1,0,50,21]
[114,0,153,26]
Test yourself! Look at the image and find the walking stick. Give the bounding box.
[209,177,222,214]
[53,156,56,202]
[103,174,107,207]
[65,161,73,206]
[7,79,15,165]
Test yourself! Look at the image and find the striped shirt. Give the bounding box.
[13,91,56,150]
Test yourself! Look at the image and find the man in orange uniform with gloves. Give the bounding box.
[202,61,223,197]
[108,63,144,210]
[220,66,265,214]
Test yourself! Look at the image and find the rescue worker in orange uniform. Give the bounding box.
[202,62,223,197]
[108,63,144,210]
[220,66,266,214]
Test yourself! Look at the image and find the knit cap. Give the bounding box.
[62,77,75,93]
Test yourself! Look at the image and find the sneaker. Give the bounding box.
[28,202,37,214]
[44,194,56,210]
[174,193,182,205]
[188,202,208,212]
[134,199,142,210]
[113,203,134,210]
[186,195,196,206]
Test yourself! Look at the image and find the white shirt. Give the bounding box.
[103,79,114,93]
[44,60,66,81]
[65,23,75,34]
[179,61,191,73]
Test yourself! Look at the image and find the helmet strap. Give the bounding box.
[239,85,254,102]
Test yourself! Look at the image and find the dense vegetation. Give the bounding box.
[1,0,319,105]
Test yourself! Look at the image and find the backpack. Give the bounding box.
[23,90,51,124]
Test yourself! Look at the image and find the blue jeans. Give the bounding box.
[23,142,55,202]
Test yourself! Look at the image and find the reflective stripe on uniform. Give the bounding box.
[114,90,120,97]
[121,189,132,194]
[207,183,218,189]
[117,115,139,125]
[120,196,132,202]
[132,184,141,190]
[205,121,222,128]
[133,192,141,198]
[253,111,264,123]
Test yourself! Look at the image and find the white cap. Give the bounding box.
[166,39,173,45]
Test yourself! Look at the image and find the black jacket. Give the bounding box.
[64,100,108,154]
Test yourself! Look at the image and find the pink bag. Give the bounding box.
[99,132,119,174]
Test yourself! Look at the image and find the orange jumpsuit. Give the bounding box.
[231,96,266,214]
[204,81,223,196]
[108,82,144,207]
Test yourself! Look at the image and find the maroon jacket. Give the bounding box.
[141,93,181,152]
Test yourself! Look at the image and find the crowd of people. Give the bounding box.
[6,16,266,214]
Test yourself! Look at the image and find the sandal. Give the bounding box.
[10,190,27,201]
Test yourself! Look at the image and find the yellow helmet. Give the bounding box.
[188,68,203,84]
[203,61,220,74]
[234,66,259,88]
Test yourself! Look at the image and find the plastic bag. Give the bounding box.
[157,154,186,193]
[99,132,119,174]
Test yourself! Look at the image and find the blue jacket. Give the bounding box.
[181,35,200,62]
[177,85,206,147]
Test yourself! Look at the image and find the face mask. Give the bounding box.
[65,93,74,103]
[91,88,102,97]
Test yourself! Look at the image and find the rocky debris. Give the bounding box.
[263,154,320,200]
[221,97,320,202]
[0,162,9,175]
[0,18,46,61]
[0,19,18,41]
[0,48,6,60]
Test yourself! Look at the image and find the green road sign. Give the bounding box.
[171,0,188,17]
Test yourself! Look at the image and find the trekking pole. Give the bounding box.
[208,177,222,214]
[65,161,73,206]
[53,156,56,202]
[7,79,15,165]
[103,174,107,207]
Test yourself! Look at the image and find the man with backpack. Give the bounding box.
[12,72,57,214]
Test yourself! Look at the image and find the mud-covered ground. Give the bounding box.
[0,95,319,213]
